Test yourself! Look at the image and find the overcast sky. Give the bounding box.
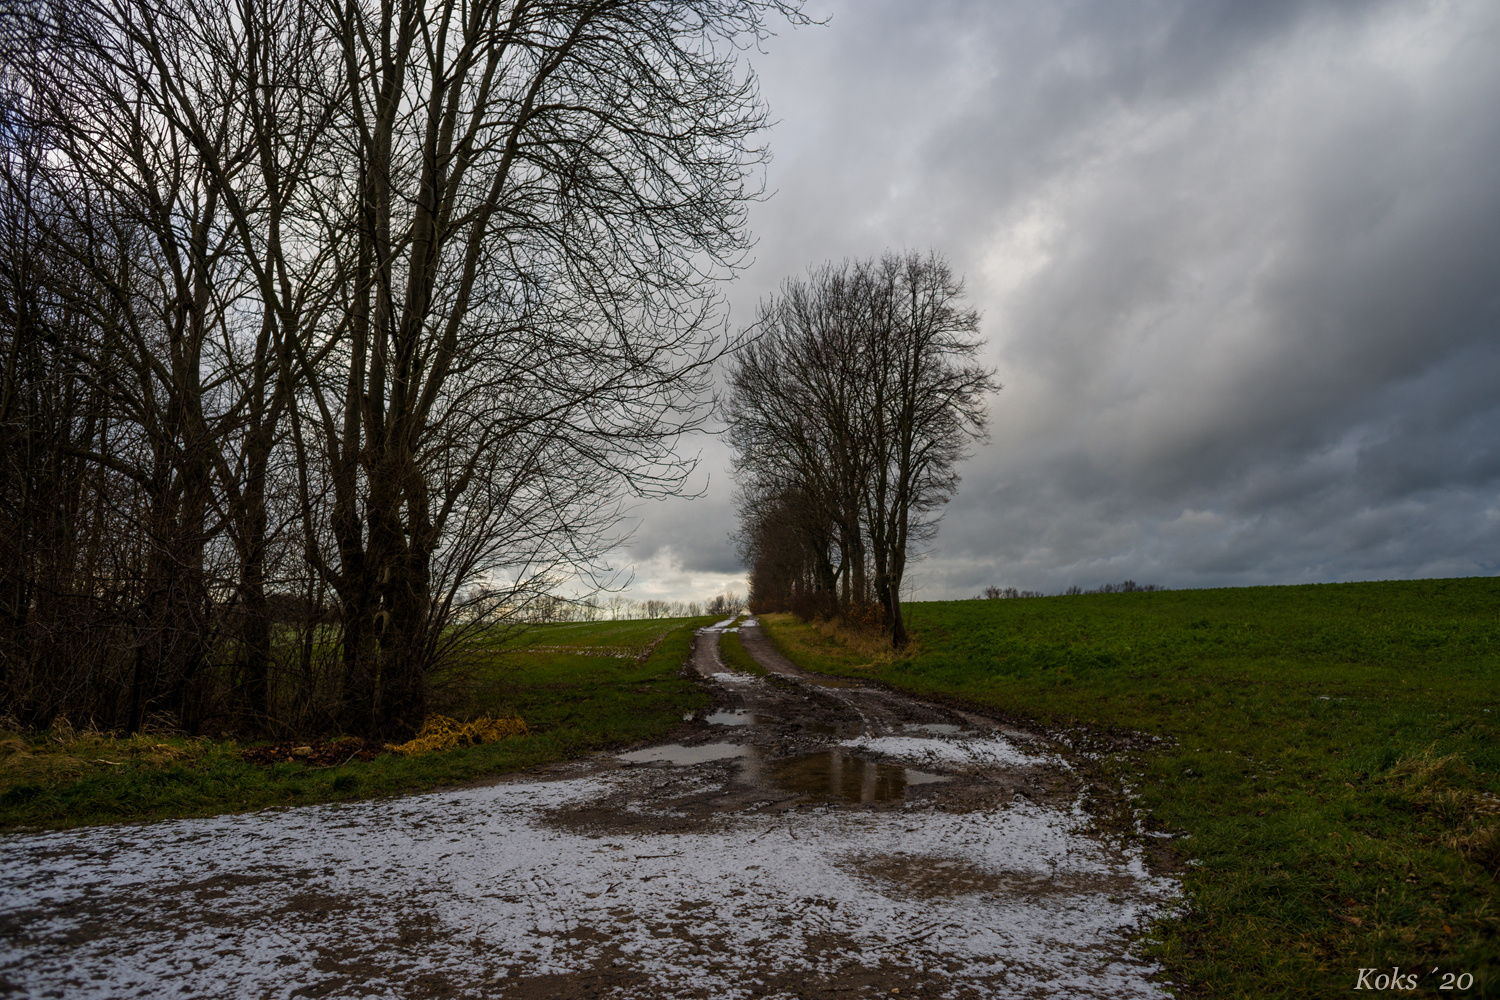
[615,0,1500,604]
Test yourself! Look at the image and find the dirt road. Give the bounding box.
[0,618,1179,999]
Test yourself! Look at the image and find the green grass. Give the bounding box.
[0,616,715,830]
[483,617,698,653]
[759,578,1500,999]
[717,622,767,676]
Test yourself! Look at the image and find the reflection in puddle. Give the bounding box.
[902,723,968,735]
[706,710,774,726]
[763,750,948,803]
[618,743,750,765]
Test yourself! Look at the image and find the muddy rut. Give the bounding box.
[0,618,1180,999]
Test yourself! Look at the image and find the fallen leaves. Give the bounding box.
[240,739,389,767]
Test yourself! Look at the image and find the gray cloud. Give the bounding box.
[625,0,1500,600]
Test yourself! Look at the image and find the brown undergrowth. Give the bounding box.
[386,714,529,756]
[1,717,220,790]
[797,615,916,669]
[239,738,389,767]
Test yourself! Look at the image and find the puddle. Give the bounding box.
[847,853,1142,901]
[617,743,750,765]
[705,710,774,726]
[710,672,759,686]
[842,735,1057,770]
[763,749,948,804]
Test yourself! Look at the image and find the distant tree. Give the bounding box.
[981,586,1042,599]
[736,481,838,617]
[727,251,997,646]
[1062,580,1165,596]
[705,592,744,616]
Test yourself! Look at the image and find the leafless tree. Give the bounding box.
[857,252,996,646]
[288,0,805,736]
[728,262,873,612]
[2,0,806,737]
[727,252,997,646]
[735,480,838,617]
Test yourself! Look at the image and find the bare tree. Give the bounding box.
[858,252,996,646]
[294,0,804,736]
[727,252,997,646]
[728,262,872,612]
[2,0,805,737]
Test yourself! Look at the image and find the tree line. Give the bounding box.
[978,581,1166,599]
[726,252,998,647]
[522,593,745,623]
[0,0,804,738]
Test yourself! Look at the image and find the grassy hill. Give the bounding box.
[760,577,1500,999]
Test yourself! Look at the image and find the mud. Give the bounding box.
[0,615,1180,999]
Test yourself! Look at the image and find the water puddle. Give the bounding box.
[709,672,759,686]
[705,710,774,726]
[848,853,1140,901]
[617,743,750,765]
[842,734,1056,770]
[761,749,948,804]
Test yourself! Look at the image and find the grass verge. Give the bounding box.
[758,578,1500,999]
[0,617,715,830]
[718,623,767,676]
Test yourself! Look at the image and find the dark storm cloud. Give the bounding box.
[625,0,1500,600]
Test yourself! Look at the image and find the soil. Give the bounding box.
[0,617,1181,999]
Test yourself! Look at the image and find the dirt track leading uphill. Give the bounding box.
[0,617,1179,999]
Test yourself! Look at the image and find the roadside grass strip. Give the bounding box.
[758,577,1500,999]
[0,617,716,830]
[717,625,769,677]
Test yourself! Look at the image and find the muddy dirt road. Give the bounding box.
[0,618,1179,999]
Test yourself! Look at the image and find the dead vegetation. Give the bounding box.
[238,738,390,768]
[385,715,530,757]
[1382,748,1500,871]
[801,617,917,667]
[0,717,219,794]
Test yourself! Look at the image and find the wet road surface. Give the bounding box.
[0,617,1179,999]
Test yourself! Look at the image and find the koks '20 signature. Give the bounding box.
[1354,967,1474,991]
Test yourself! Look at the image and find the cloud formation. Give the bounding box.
[624,0,1500,600]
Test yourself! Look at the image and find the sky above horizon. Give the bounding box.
[610,0,1500,605]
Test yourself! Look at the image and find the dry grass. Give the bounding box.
[384,714,529,756]
[1383,748,1500,871]
[0,718,215,794]
[762,612,914,669]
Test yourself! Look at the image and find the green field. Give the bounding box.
[0,616,715,830]
[760,578,1500,999]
